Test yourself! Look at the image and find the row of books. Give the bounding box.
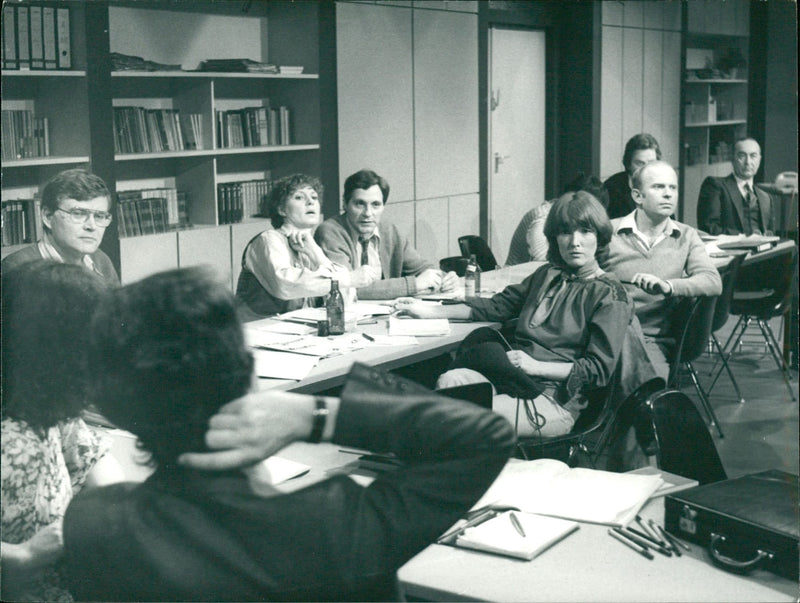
[216,105,291,148]
[1,197,41,247]
[217,178,274,225]
[116,188,190,238]
[2,5,71,70]
[113,107,203,154]
[2,110,49,160]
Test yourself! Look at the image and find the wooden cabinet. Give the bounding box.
[1,2,90,257]
[2,1,328,287]
[679,0,750,227]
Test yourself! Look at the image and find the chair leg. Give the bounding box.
[709,315,748,377]
[707,334,746,404]
[757,319,797,401]
[687,361,725,438]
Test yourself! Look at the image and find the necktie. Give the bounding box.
[360,238,370,266]
[743,184,755,235]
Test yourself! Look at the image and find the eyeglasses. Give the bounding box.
[55,207,113,227]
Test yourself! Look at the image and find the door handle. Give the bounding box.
[494,152,511,173]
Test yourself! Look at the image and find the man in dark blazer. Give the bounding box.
[696,137,774,235]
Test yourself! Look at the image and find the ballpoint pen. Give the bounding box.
[509,512,526,538]
[362,332,375,342]
[636,515,663,544]
[438,508,498,542]
[608,529,654,560]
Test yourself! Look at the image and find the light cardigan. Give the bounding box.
[315,213,432,299]
[601,211,722,338]
[236,226,351,318]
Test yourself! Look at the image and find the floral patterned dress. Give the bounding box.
[1,417,110,602]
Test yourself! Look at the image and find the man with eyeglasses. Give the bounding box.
[2,168,119,285]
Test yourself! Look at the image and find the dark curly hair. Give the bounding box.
[1,260,110,430]
[544,191,613,269]
[88,267,254,469]
[261,174,323,229]
[343,169,390,205]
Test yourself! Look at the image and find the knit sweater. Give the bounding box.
[315,214,432,300]
[601,211,722,338]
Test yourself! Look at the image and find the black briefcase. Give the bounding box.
[664,470,799,580]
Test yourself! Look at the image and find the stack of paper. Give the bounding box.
[474,458,663,527]
[251,349,319,380]
[389,316,450,337]
[456,511,579,561]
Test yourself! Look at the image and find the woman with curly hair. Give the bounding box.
[1,260,123,602]
[235,173,379,319]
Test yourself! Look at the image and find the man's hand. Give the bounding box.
[440,271,459,293]
[392,298,445,319]
[178,391,322,471]
[630,273,672,296]
[415,269,444,293]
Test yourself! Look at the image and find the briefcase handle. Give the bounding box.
[709,533,775,573]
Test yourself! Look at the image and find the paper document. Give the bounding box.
[474,458,663,527]
[625,466,699,497]
[248,456,311,485]
[389,316,450,337]
[246,318,314,335]
[454,511,579,561]
[252,348,319,380]
[279,303,392,325]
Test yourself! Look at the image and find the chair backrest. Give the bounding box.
[732,244,798,319]
[458,235,499,271]
[711,254,746,333]
[640,388,727,484]
[439,256,469,277]
[436,382,493,409]
[669,295,718,378]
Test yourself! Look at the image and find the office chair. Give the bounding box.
[717,244,797,402]
[636,388,728,485]
[704,254,747,403]
[439,256,469,277]
[458,235,500,272]
[667,295,724,438]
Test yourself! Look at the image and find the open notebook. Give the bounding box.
[473,458,663,527]
[450,510,579,561]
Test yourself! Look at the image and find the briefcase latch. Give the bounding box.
[678,504,698,535]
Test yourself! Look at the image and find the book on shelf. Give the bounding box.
[3,5,18,70]
[439,509,579,561]
[2,109,50,160]
[116,188,189,237]
[1,197,41,247]
[42,6,57,70]
[113,107,192,154]
[110,52,182,72]
[472,458,663,527]
[16,6,31,70]
[56,7,70,69]
[198,58,278,73]
[29,5,43,69]
[217,176,273,225]
[278,65,304,75]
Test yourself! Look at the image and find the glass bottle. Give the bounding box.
[326,280,345,335]
[464,254,479,299]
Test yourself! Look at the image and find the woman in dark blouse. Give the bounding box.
[396,191,642,438]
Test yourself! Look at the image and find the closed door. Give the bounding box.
[489,27,546,265]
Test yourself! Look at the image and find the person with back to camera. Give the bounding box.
[62,266,515,602]
[235,173,380,320]
[1,168,119,286]
[394,192,658,439]
[603,133,662,220]
[1,260,124,602]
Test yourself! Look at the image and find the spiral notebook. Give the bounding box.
[441,510,579,561]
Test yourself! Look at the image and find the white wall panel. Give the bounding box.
[448,193,480,258]
[600,27,623,179]
[621,27,644,143]
[415,197,449,266]
[336,3,414,203]
[413,9,479,199]
[661,31,682,168]
[382,199,416,247]
[178,226,232,288]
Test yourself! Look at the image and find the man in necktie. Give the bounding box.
[697,137,775,236]
[316,169,458,300]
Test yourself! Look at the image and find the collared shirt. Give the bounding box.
[357,231,382,271]
[615,210,680,251]
[37,231,102,277]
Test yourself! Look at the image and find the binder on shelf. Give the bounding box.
[42,6,57,70]
[16,6,31,70]
[56,7,71,69]
[3,5,18,70]
[29,5,43,69]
